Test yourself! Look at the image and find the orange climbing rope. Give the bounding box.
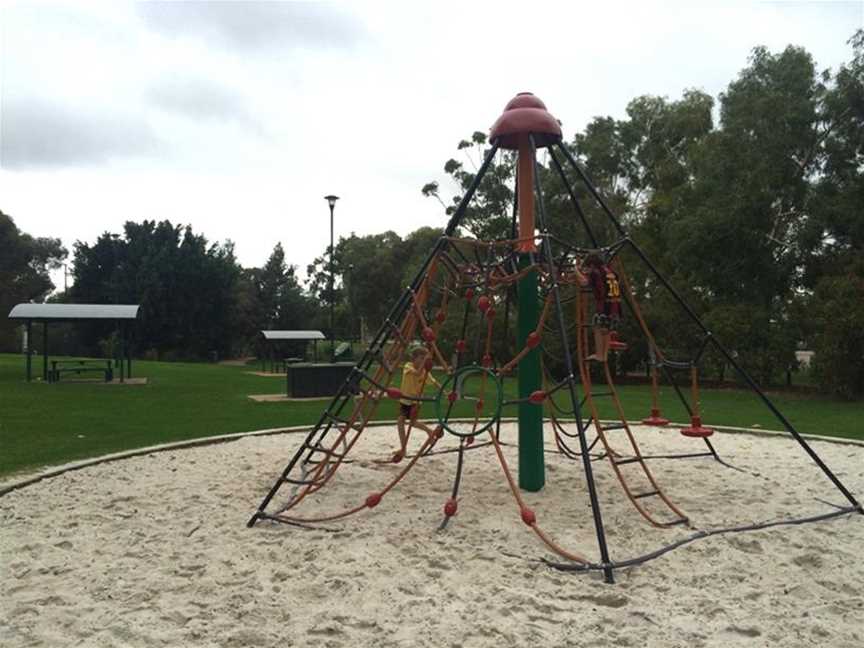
[485,425,590,563]
[260,238,696,563]
[575,288,689,529]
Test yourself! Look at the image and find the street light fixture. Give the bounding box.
[324,195,339,362]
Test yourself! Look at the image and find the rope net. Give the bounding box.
[250,233,718,569]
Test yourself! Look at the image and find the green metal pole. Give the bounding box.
[119,322,125,383]
[517,254,544,491]
[42,322,48,382]
[26,320,32,382]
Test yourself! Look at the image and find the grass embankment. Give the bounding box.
[0,353,861,478]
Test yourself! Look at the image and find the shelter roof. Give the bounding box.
[8,303,140,320]
[261,330,326,341]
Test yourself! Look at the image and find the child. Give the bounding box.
[574,252,622,363]
[392,346,442,463]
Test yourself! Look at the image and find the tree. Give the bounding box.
[800,31,864,398]
[258,243,289,328]
[417,40,864,389]
[422,131,516,240]
[0,210,67,351]
[71,220,243,359]
[807,259,864,399]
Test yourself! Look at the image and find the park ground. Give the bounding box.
[1,352,861,479]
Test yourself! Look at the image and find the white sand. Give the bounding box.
[1,423,863,647]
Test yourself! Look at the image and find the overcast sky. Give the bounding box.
[1,1,861,290]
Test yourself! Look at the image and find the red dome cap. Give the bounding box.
[490,92,562,150]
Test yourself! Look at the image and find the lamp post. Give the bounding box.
[324,195,339,362]
[347,263,356,343]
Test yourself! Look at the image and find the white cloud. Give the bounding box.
[1,96,163,168]
[137,0,366,51]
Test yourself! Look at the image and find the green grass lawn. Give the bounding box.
[0,353,861,479]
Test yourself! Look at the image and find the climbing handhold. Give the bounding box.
[609,331,628,351]
[529,390,546,404]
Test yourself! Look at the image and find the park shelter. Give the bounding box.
[260,330,325,372]
[8,303,140,382]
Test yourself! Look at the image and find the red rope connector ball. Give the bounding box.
[422,327,436,342]
[526,332,540,348]
[386,387,403,400]
[444,498,458,517]
[464,288,475,301]
[436,310,446,323]
[455,339,467,353]
[366,493,382,508]
[529,390,546,404]
[424,357,434,371]
[520,507,536,526]
[482,353,493,368]
[486,308,496,320]
[466,435,475,446]
[448,391,458,403]
[477,296,491,313]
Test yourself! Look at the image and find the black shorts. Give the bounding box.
[399,403,418,419]
[592,312,620,330]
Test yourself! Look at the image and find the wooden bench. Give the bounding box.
[49,360,114,383]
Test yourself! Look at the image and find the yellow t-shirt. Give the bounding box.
[399,362,439,405]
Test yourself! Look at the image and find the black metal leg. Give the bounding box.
[548,147,599,248]
[250,144,502,526]
[555,141,861,514]
[532,136,614,583]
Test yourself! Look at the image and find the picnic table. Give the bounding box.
[49,359,114,383]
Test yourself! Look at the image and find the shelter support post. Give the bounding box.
[26,320,32,382]
[118,321,125,383]
[42,322,48,382]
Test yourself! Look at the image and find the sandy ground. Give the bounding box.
[1,422,863,647]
